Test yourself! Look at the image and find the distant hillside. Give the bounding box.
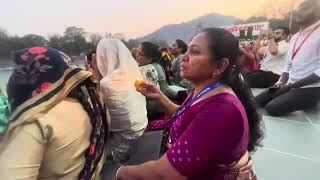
[136,13,239,44]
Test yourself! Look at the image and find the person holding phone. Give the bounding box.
[247,27,290,88]
[255,0,320,116]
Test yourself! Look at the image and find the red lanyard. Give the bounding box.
[292,23,320,60]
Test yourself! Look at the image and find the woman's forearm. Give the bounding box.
[116,155,185,180]
[116,161,161,180]
[157,92,180,117]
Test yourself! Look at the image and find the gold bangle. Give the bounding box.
[115,166,122,179]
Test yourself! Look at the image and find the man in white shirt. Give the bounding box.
[247,27,290,88]
[255,0,320,116]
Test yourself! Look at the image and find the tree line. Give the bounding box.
[0,26,143,60]
[0,12,300,61]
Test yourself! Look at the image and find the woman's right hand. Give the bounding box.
[273,81,286,88]
[136,81,162,100]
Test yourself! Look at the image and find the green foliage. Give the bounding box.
[122,39,139,50]
[87,33,103,51]
[62,26,87,55]
[0,32,48,58]
[0,26,142,60]
[48,34,64,50]
[0,29,11,58]
[0,26,139,59]
[0,12,300,61]
[20,34,49,48]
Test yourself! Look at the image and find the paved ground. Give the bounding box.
[251,88,320,180]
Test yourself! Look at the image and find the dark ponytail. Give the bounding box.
[224,64,263,152]
[202,28,263,152]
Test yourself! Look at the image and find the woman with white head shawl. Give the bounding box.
[96,38,148,162]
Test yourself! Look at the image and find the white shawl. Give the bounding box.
[96,38,148,132]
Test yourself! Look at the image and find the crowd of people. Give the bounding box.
[0,0,319,179]
[238,0,320,116]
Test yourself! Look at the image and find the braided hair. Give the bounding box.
[68,78,108,180]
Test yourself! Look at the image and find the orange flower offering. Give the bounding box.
[134,78,146,88]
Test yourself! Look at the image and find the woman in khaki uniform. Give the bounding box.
[0,47,108,180]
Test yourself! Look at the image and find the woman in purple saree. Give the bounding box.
[115,28,263,180]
